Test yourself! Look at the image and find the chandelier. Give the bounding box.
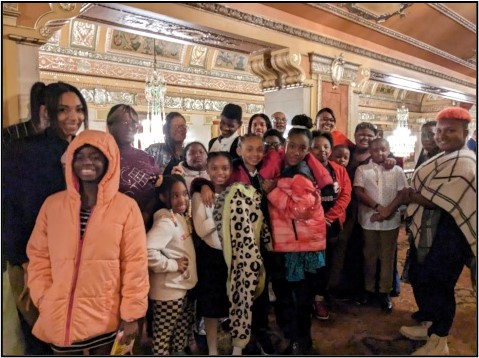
[136,38,167,148]
[387,105,417,158]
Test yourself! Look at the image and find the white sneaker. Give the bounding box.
[399,321,432,341]
[412,334,449,355]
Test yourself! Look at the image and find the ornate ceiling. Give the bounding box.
[269,3,476,78]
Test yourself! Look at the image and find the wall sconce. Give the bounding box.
[331,53,345,89]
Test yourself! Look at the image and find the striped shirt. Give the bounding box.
[80,208,92,239]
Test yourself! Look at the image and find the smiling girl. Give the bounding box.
[27,130,149,354]
[147,175,198,355]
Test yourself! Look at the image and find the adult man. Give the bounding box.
[415,121,441,168]
[271,111,287,135]
[387,107,476,355]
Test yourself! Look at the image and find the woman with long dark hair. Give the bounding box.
[3,81,88,354]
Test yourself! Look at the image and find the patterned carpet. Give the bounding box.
[212,224,477,356]
[304,226,477,356]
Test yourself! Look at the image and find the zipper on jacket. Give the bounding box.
[64,208,94,345]
[292,220,299,241]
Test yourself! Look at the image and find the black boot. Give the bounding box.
[380,293,393,313]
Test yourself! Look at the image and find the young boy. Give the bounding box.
[353,138,408,312]
[330,144,350,168]
[208,103,242,159]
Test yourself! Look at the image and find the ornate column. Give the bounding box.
[249,48,313,123]
[2,3,90,126]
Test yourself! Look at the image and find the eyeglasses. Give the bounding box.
[264,142,281,150]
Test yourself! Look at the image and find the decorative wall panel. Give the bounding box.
[189,46,208,68]
[213,50,248,71]
[70,20,97,50]
[108,29,185,62]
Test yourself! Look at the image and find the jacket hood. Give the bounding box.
[65,130,120,205]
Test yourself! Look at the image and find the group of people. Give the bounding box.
[2,80,476,356]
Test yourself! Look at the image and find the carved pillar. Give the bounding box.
[2,3,91,126]
[248,51,280,91]
[249,48,313,123]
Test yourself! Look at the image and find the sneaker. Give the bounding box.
[313,298,330,320]
[380,293,393,313]
[399,321,432,341]
[412,334,449,355]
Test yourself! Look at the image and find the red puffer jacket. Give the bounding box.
[267,174,327,252]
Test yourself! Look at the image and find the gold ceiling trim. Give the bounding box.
[184,3,476,89]
[311,3,475,71]
[427,3,476,33]
[80,3,273,55]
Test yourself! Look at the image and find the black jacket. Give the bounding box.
[2,127,69,265]
[208,136,240,159]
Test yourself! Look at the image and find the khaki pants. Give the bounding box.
[362,228,399,294]
[328,218,354,291]
[7,263,39,327]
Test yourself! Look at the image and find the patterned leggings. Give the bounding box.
[152,296,194,355]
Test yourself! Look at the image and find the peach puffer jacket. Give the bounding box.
[27,130,149,346]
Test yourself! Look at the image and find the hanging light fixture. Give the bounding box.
[387,105,417,158]
[137,38,167,149]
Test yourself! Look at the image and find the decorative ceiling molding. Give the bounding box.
[39,43,260,84]
[248,52,281,91]
[311,3,475,71]
[2,3,20,17]
[369,70,476,104]
[77,87,264,114]
[427,3,476,33]
[270,49,307,88]
[184,3,476,89]
[38,51,262,95]
[34,3,93,40]
[80,3,272,54]
[342,3,412,23]
[249,49,311,92]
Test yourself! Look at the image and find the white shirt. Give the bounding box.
[354,162,408,230]
[191,192,222,250]
[210,132,239,153]
[147,209,198,301]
